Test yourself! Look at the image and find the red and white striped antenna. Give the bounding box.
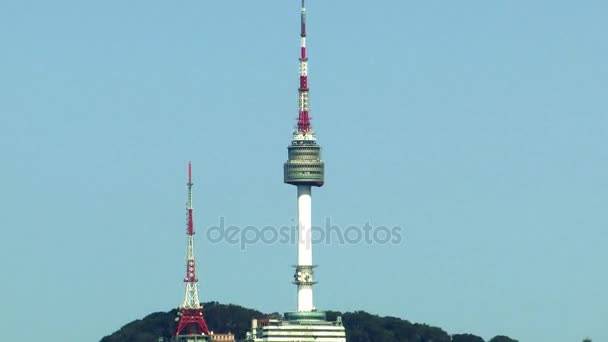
[297,0,312,133]
[175,162,210,337]
[187,161,194,235]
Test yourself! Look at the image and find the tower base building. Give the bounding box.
[172,332,235,342]
[174,335,209,342]
[248,312,345,342]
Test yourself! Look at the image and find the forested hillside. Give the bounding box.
[100,302,517,342]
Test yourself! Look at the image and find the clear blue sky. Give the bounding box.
[0,1,606,341]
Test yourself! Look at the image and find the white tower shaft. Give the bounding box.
[298,185,313,266]
[297,185,314,312]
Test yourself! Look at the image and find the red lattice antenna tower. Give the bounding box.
[297,0,312,133]
[175,162,210,337]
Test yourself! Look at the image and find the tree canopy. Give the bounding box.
[452,334,485,342]
[489,336,518,342]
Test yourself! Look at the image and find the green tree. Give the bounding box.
[452,334,485,342]
[489,336,518,342]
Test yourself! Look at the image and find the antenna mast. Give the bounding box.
[175,162,210,337]
[298,0,311,133]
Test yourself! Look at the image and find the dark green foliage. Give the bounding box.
[340,311,450,342]
[489,336,518,342]
[100,310,177,342]
[100,302,517,342]
[100,303,262,342]
[452,334,485,342]
[204,302,265,337]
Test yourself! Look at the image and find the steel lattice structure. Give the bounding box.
[175,162,210,337]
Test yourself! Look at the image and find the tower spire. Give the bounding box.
[176,162,210,337]
[187,162,194,235]
[298,0,311,133]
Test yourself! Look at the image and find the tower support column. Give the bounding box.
[298,185,312,266]
[296,185,314,312]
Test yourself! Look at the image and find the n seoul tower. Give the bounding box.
[284,0,325,313]
[248,2,345,339]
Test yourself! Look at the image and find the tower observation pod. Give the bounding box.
[284,140,324,187]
